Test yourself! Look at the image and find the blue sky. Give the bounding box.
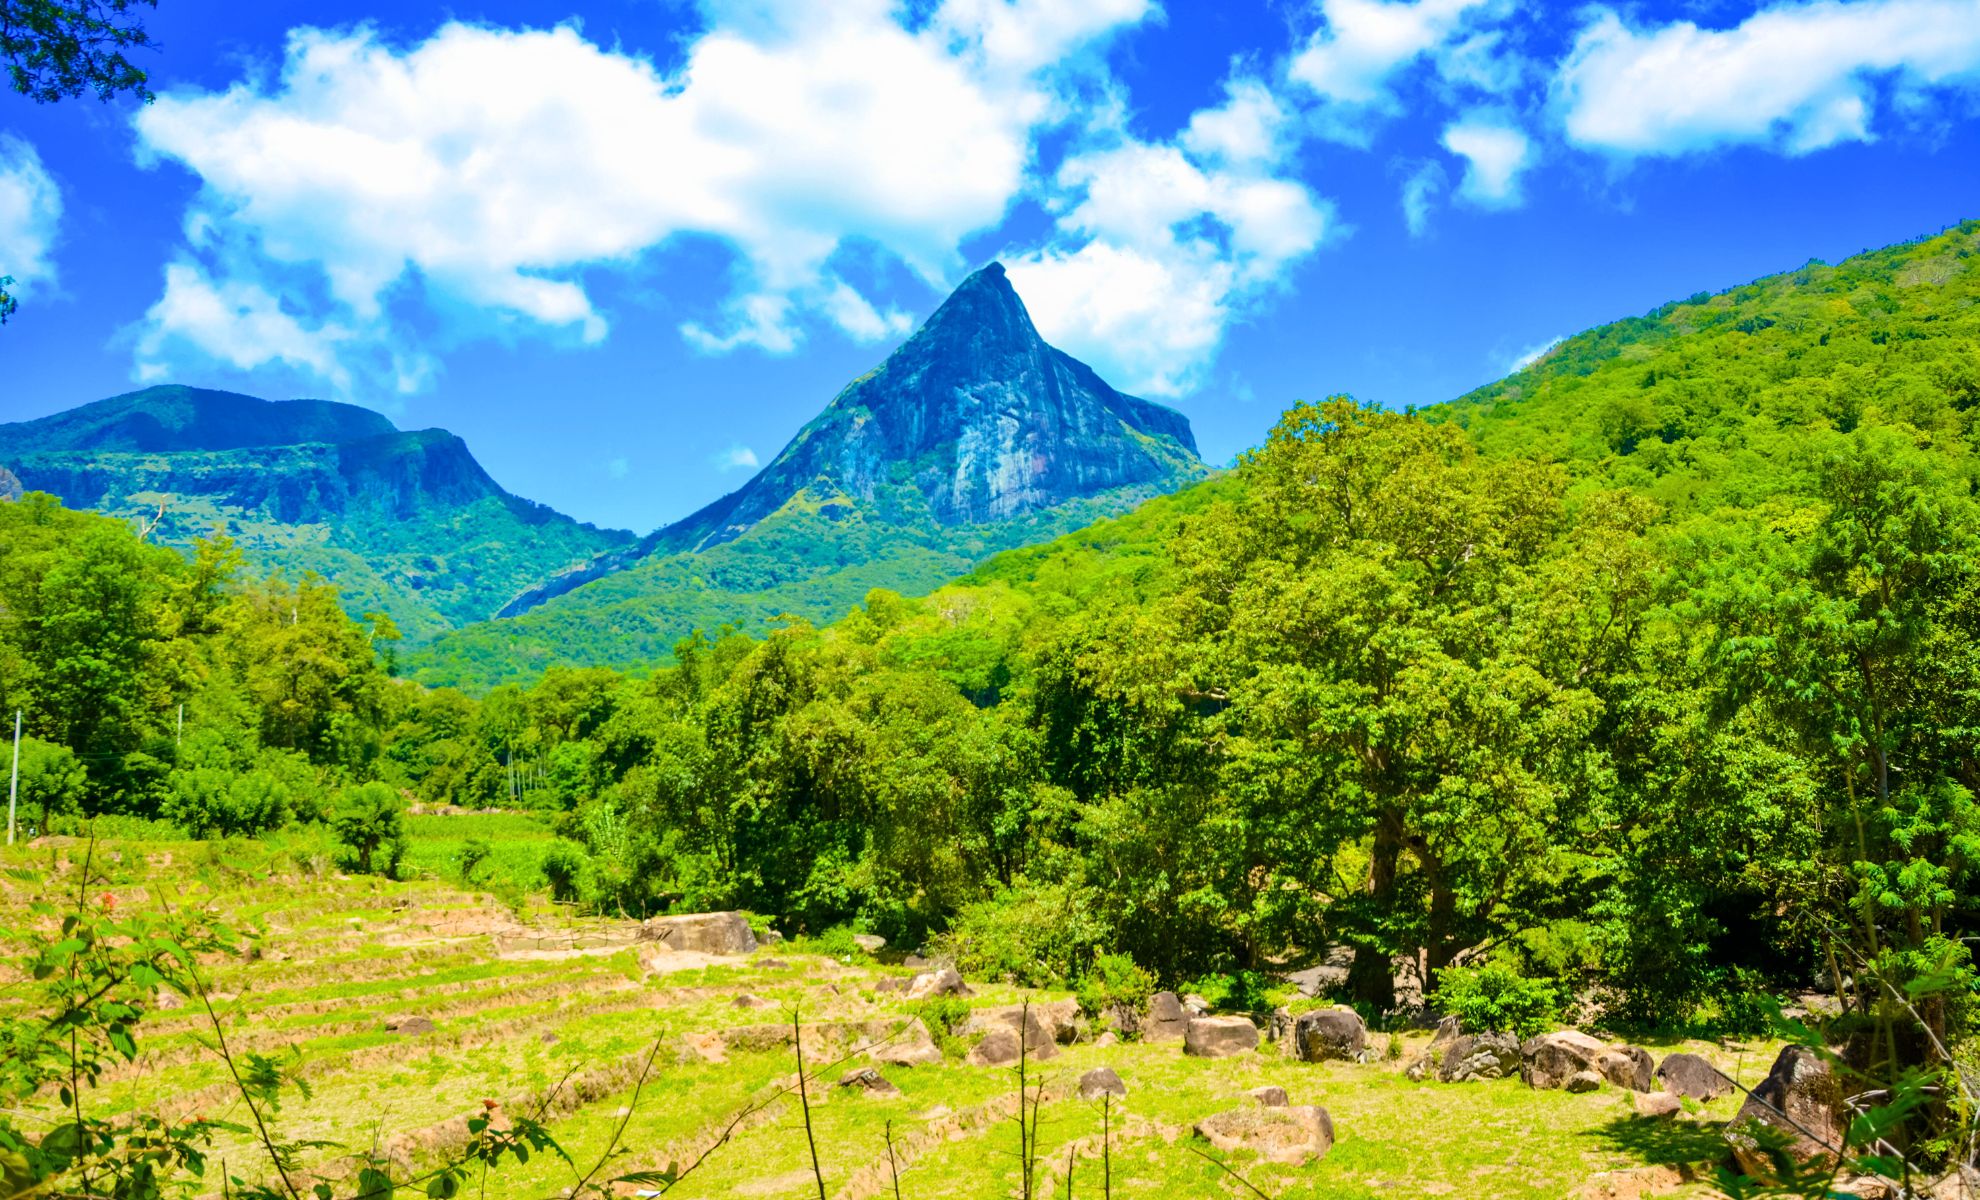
[1,0,1976,533]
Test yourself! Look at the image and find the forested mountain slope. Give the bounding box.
[405,263,1207,689]
[0,386,633,641]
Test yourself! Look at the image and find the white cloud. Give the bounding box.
[131,0,1152,391]
[135,261,355,388]
[1006,80,1329,396]
[1555,0,1980,157]
[1399,159,1445,235]
[1506,334,1561,374]
[713,444,760,471]
[0,135,62,296]
[1289,0,1502,116]
[1441,118,1532,206]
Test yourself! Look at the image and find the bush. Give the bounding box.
[540,841,589,903]
[1179,970,1280,1014]
[925,876,1109,988]
[457,837,493,884]
[12,738,85,835]
[162,767,290,839]
[798,925,871,961]
[1075,952,1155,1021]
[917,994,974,1059]
[1428,964,1561,1039]
[330,782,406,876]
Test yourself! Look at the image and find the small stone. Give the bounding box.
[540,1032,559,1044]
[838,1067,901,1097]
[904,967,971,1001]
[1249,1086,1289,1108]
[1079,1067,1128,1100]
[756,958,789,969]
[385,1015,435,1036]
[1565,1070,1603,1094]
[732,993,773,1009]
[852,933,887,953]
[904,954,931,968]
[1182,993,1211,1014]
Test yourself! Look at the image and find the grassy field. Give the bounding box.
[0,820,1763,1200]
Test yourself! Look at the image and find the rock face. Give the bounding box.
[637,263,1204,557]
[1145,992,1190,1042]
[0,466,22,502]
[904,968,971,1000]
[1079,1067,1128,1100]
[1293,1008,1367,1063]
[1726,1046,1846,1177]
[1194,1106,1335,1165]
[1656,1052,1732,1101]
[1522,1031,1654,1092]
[1184,1016,1259,1058]
[639,912,758,955]
[1437,1032,1521,1083]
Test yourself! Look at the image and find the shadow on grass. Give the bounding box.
[1584,1113,1731,1168]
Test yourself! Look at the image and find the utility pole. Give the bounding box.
[7,710,19,847]
[177,703,184,746]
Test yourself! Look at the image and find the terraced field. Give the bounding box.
[1,827,1767,1200]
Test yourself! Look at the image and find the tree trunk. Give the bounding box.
[1348,820,1400,1009]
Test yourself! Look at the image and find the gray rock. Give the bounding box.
[1565,1070,1603,1093]
[1292,1008,1367,1063]
[1656,1052,1732,1101]
[869,1018,944,1067]
[1430,1014,1461,1047]
[731,993,773,1009]
[1437,1032,1521,1082]
[1633,1091,1683,1119]
[1612,1045,1657,1092]
[1521,1030,1629,1090]
[1078,1067,1127,1100]
[1182,993,1211,1015]
[852,933,887,953]
[1194,1106,1334,1165]
[904,967,971,1001]
[1249,1086,1289,1108]
[967,1025,1057,1067]
[1265,1006,1294,1044]
[638,912,758,955]
[1145,992,1189,1042]
[838,1067,900,1097]
[903,954,931,968]
[1726,1046,1846,1178]
[1184,1015,1259,1058]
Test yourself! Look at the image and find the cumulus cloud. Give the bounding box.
[0,135,62,296]
[131,0,1152,392]
[1555,0,1980,157]
[713,444,760,471]
[1506,333,1562,374]
[1441,118,1532,206]
[1289,0,1506,126]
[1007,77,1330,396]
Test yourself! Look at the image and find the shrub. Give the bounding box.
[12,738,85,834]
[457,837,493,884]
[331,781,406,876]
[1428,964,1561,1039]
[925,876,1109,988]
[1180,970,1280,1014]
[1075,952,1154,1021]
[162,767,291,839]
[799,925,870,961]
[917,995,974,1059]
[540,841,589,903]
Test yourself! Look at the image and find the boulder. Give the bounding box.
[1430,1014,1461,1047]
[1522,1031,1651,1091]
[1194,1106,1334,1166]
[903,954,932,968]
[1292,1008,1367,1063]
[1566,1070,1603,1094]
[874,977,910,994]
[963,1002,1075,1048]
[1078,1067,1128,1100]
[1656,1052,1732,1102]
[1437,1032,1521,1083]
[869,1018,944,1067]
[1612,1045,1657,1092]
[838,1067,901,1097]
[1184,1016,1259,1058]
[852,933,887,953]
[638,912,757,955]
[1633,1091,1683,1119]
[385,1015,435,1036]
[1183,993,1212,1015]
[1265,1006,1294,1044]
[731,993,774,1009]
[904,967,972,1001]
[967,1025,1057,1067]
[1725,1046,1846,1178]
[1145,992,1189,1042]
[1249,1086,1289,1108]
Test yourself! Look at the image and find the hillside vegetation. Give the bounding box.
[2,220,1977,1196]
